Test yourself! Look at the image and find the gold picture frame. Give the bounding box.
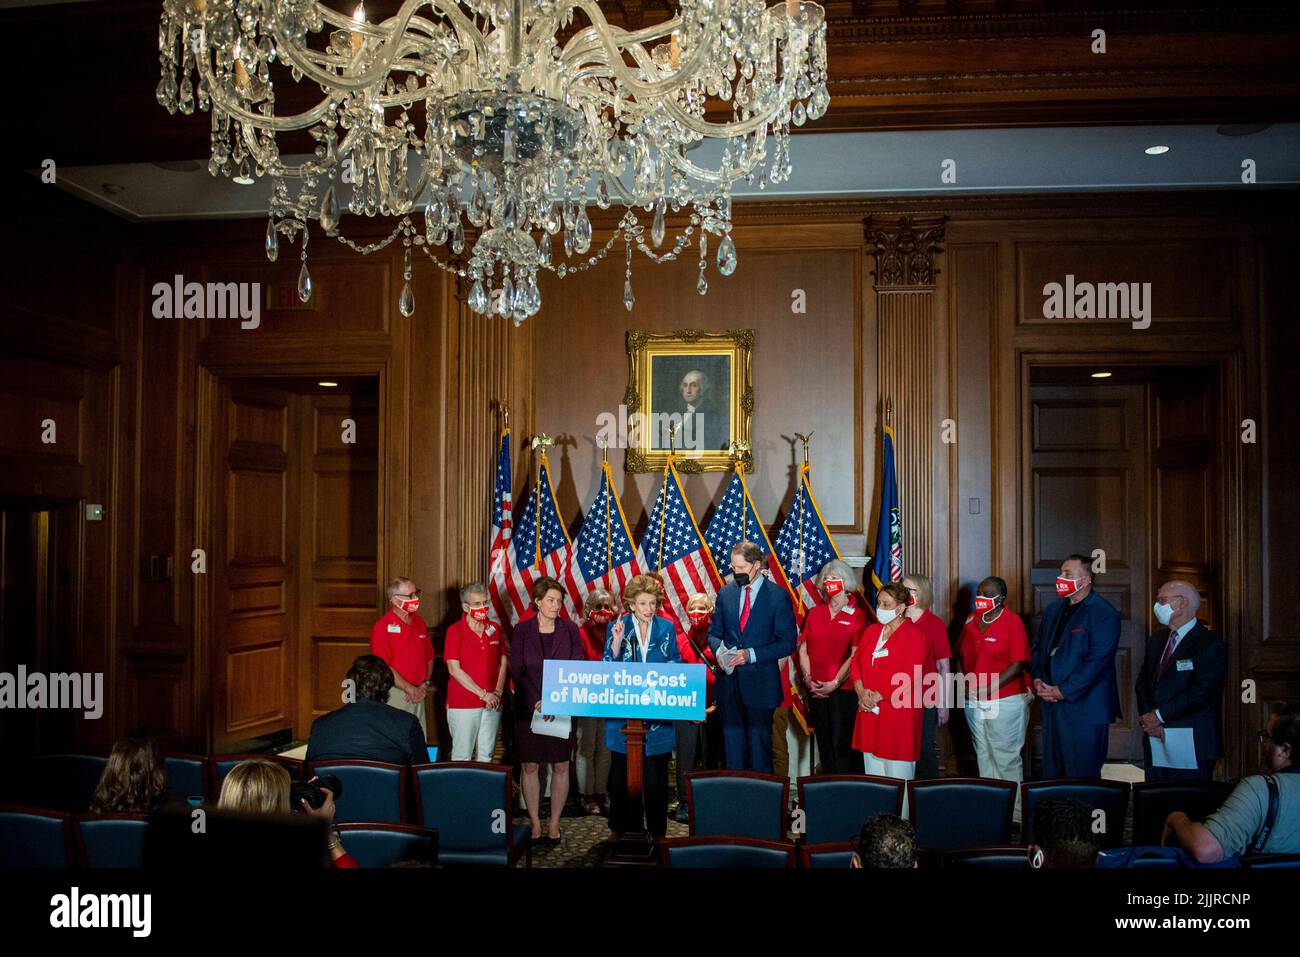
[623,328,754,473]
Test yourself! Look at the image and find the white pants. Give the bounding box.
[863,754,917,818]
[786,716,812,804]
[967,691,1032,818]
[447,707,501,762]
[575,717,611,795]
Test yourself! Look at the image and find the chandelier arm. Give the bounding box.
[560,3,717,99]
[194,52,341,132]
[272,0,470,94]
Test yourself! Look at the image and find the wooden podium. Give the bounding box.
[600,718,661,866]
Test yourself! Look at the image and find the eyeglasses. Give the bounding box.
[397,590,422,600]
[1258,729,1273,744]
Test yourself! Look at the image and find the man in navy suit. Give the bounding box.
[708,541,798,772]
[1135,580,1226,781]
[1031,554,1121,779]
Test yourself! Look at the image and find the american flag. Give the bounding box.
[637,457,723,633]
[486,427,513,628]
[495,450,574,624]
[772,462,842,615]
[566,460,642,611]
[704,467,799,614]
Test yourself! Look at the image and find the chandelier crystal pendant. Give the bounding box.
[157,0,829,323]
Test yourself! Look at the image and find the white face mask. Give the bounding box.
[1153,602,1174,626]
[876,607,898,625]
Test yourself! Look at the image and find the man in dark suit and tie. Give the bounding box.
[1031,554,1121,779]
[306,655,429,765]
[708,541,798,772]
[1135,580,1226,781]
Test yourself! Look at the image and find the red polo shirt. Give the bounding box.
[798,598,868,692]
[370,610,434,687]
[913,609,952,675]
[849,619,928,761]
[443,617,505,710]
[958,609,1031,699]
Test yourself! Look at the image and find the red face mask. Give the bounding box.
[397,596,420,614]
[589,609,616,625]
[974,595,998,614]
[1055,576,1079,598]
[468,607,490,623]
[906,593,916,606]
[687,610,709,625]
[823,578,844,597]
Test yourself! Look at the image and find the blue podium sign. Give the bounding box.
[540,660,707,721]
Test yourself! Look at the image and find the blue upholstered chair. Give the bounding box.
[0,805,74,867]
[1131,780,1232,847]
[662,837,796,868]
[686,770,789,840]
[1021,779,1131,849]
[798,841,858,869]
[164,754,209,802]
[335,823,438,868]
[943,845,1032,869]
[76,813,150,867]
[210,753,304,796]
[908,778,1016,851]
[412,762,529,867]
[796,775,905,845]
[1242,853,1300,869]
[306,760,406,824]
[27,754,108,812]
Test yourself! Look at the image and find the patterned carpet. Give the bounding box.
[514,800,691,868]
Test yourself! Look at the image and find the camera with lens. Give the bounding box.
[290,774,343,811]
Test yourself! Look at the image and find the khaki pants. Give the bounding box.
[387,685,428,738]
[968,691,1032,819]
[772,707,812,805]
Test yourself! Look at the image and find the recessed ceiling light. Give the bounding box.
[318,381,339,387]
[1144,145,1170,155]
[101,183,125,195]
[1091,371,1113,379]
[232,157,255,185]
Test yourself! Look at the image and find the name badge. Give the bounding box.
[1176,659,1194,672]
[872,649,889,659]
[387,624,401,633]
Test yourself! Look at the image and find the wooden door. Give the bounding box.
[1026,381,1147,762]
[294,392,380,735]
[212,381,298,751]
[1150,368,1221,631]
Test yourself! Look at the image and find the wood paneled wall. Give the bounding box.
[2,171,1297,776]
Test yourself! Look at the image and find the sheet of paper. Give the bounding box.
[716,641,739,674]
[1151,726,1198,769]
[531,711,572,740]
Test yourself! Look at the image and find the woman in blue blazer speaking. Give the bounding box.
[603,573,682,840]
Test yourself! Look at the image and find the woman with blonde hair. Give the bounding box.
[217,759,358,866]
[604,573,682,840]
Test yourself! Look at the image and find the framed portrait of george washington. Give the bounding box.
[621,328,754,473]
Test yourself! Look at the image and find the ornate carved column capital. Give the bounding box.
[865,214,946,289]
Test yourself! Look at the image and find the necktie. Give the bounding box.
[739,586,751,633]
[1156,631,1178,677]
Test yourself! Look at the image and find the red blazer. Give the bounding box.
[850,619,928,762]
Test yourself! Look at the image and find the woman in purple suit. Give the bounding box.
[509,576,584,845]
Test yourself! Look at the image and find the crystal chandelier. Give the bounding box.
[157,0,829,323]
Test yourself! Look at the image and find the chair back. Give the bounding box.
[306,760,406,824]
[412,763,520,866]
[663,837,796,868]
[210,753,305,796]
[165,754,209,802]
[1021,779,1131,849]
[335,823,438,868]
[908,778,1016,850]
[797,775,904,845]
[28,754,108,812]
[0,805,74,867]
[76,813,150,867]
[798,841,857,869]
[1131,780,1232,846]
[687,771,789,840]
[944,845,1031,869]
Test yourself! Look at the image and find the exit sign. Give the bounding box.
[265,284,318,311]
